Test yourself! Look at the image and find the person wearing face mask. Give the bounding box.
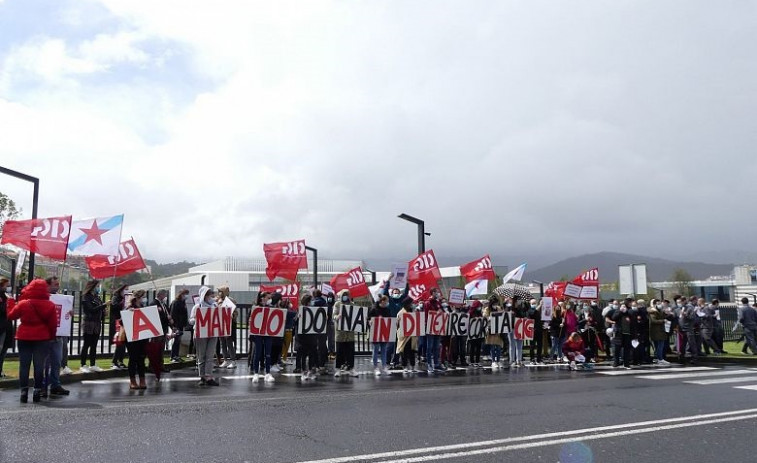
[648,299,670,365]
[189,286,220,386]
[578,302,599,364]
[528,299,544,365]
[333,289,359,377]
[439,298,454,369]
[326,291,336,362]
[467,300,484,368]
[678,297,700,364]
[549,305,565,363]
[124,290,149,390]
[79,279,107,373]
[109,284,129,370]
[633,299,651,365]
[612,298,635,369]
[298,293,320,380]
[310,290,330,375]
[382,278,409,368]
[0,278,13,380]
[710,299,727,354]
[699,298,722,355]
[423,288,445,373]
[146,289,172,381]
[169,289,190,363]
[216,286,238,369]
[280,295,298,367]
[396,298,419,373]
[485,295,505,369]
[369,295,392,376]
[738,297,757,355]
[449,302,468,367]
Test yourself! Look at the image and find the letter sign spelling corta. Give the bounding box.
[298,306,328,334]
[122,306,162,342]
[400,311,425,337]
[370,316,397,343]
[338,305,369,333]
[249,306,287,337]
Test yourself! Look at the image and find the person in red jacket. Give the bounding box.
[562,332,590,370]
[7,279,57,403]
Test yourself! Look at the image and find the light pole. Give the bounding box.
[0,166,39,283]
[398,213,430,255]
[532,280,545,298]
[305,245,318,288]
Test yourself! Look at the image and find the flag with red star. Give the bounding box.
[67,215,124,256]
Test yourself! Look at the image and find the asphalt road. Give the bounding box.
[1,360,756,463]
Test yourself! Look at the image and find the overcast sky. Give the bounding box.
[1,1,755,266]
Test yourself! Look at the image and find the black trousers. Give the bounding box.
[298,335,318,371]
[468,338,483,364]
[614,334,631,367]
[529,329,543,362]
[127,340,147,378]
[402,342,416,367]
[335,341,355,370]
[80,333,99,366]
[316,334,328,368]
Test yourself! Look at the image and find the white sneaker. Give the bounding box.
[79,365,91,373]
[334,370,342,377]
[382,367,389,376]
[348,369,359,377]
[90,365,104,372]
[110,364,120,370]
[252,373,260,383]
[570,361,577,370]
[219,361,230,369]
[226,361,237,369]
[302,371,310,381]
[374,368,382,376]
[264,373,275,383]
[270,365,281,373]
[403,367,411,374]
[491,363,499,370]
[309,369,317,380]
[60,366,73,375]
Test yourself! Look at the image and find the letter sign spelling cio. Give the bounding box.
[249,306,287,337]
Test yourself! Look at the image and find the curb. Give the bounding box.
[0,360,195,390]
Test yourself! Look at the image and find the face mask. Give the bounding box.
[327,297,334,304]
[141,297,147,305]
[442,303,449,309]
[506,303,512,308]
[530,304,536,309]
[656,304,663,309]
[391,292,401,299]
[342,296,350,303]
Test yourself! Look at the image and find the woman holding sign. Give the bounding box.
[80,280,108,373]
[396,298,418,373]
[190,286,220,386]
[333,289,359,377]
[125,290,149,390]
[369,296,391,376]
[484,296,505,369]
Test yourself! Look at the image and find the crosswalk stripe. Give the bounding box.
[684,376,757,385]
[596,366,715,376]
[734,385,757,391]
[638,369,756,380]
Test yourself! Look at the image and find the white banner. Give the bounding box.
[121,306,163,342]
[50,294,74,337]
[541,297,554,322]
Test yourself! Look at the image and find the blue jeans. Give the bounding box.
[170,331,184,359]
[654,340,666,361]
[18,340,49,390]
[252,336,273,374]
[508,332,523,363]
[550,336,564,359]
[372,342,388,367]
[386,342,396,364]
[45,339,63,388]
[425,335,441,367]
[490,345,502,362]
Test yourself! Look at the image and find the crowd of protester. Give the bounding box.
[3,275,757,404]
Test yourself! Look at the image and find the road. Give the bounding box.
[0,360,755,462]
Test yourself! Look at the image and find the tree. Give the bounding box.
[0,191,21,236]
[670,268,694,297]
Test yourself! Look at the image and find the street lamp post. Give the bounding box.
[398,213,430,255]
[532,280,545,298]
[0,166,40,283]
[305,246,318,288]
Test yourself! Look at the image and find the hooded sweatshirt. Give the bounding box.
[7,279,56,341]
[189,286,218,329]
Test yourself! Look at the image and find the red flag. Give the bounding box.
[407,272,438,302]
[263,240,307,281]
[329,267,369,299]
[572,267,599,286]
[459,255,496,282]
[407,249,442,282]
[0,216,71,261]
[545,281,566,301]
[260,282,301,309]
[85,239,147,278]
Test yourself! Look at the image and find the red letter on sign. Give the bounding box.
[132,310,160,341]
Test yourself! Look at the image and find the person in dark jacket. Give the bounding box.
[169,289,189,362]
[739,297,757,355]
[612,298,635,368]
[549,306,565,362]
[80,279,107,373]
[125,290,148,390]
[369,295,391,376]
[382,279,409,366]
[313,290,330,373]
[528,299,544,365]
[110,284,128,370]
[8,279,56,403]
[146,290,171,381]
[298,293,319,380]
[0,277,13,379]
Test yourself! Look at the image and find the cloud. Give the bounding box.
[1,1,756,266]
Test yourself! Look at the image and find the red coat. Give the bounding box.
[7,279,56,341]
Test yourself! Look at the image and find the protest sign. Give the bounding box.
[370,316,397,343]
[50,294,74,337]
[564,283,582,299]
[425,311,449,336]
[320,282,335,296]
[298,306,329,334]
[194,305,233,338]
[337,305,369,333]
[249,306,287,337]
[448,312,469,336]
[448,288,466,306]
[488,312,512,334]
[121,306,163,342]
[391,264,408,289]
[399,311,425,337]
[579,285,598,299]
[513,317,534,341]
[468,317,486,339]
[541,297,554,322]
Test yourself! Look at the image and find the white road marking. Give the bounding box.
[734,385,757,391]
[685,375,757,385]
[596,366,715,376]
[638,369,756,380]
[290,408,757,463]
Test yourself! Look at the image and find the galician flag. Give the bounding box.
[67,215,124,257]
[501,263,527,285]
[465,278,488,297]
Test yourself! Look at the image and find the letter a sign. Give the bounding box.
[121,306,163,342]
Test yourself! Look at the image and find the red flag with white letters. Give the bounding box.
[459,255,496,282]
[0,216,72,261]
[85,239,146,278]
[260,282,301,309]
[572,267,599,286]
[407,272,439,302]
[329,267,370,298]
[263,240,307,281]
[407,249,442,282]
